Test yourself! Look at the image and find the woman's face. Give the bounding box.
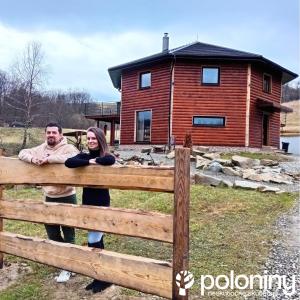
[87,131,99,150]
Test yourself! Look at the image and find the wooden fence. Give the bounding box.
[0,148,190,299]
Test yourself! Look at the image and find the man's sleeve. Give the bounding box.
[47,145,80,164]
[18,145,40,163]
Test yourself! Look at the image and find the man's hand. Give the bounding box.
[31,157,40,165]
[38,158,49,165]
[31,157,48,165]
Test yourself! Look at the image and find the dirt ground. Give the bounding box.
[0,262,162,299]
[0,261,32,291]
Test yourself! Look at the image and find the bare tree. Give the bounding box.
[8,41,47,148]
[0,70,9,122]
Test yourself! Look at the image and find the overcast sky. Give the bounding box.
[0,0,299,101]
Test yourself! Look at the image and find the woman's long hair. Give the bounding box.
[87,127,109,157]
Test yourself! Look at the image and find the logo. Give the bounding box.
[176,270,195,296]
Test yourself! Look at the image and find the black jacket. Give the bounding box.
[65,150,115,206]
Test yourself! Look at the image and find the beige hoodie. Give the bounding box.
[18,137,79,198]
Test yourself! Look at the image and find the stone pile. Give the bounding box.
[167,148,297,193]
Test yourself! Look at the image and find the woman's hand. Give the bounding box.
[89,158,97,164]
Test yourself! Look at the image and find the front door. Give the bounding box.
[136,110,151,143]
[262,113,269,146]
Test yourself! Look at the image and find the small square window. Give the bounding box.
[139,72,151,89]
[263,74,271,93]
[202,67,219,85]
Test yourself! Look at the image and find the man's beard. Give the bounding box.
[47,138,56,146]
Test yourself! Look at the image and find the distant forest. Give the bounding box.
[282,82,300,102]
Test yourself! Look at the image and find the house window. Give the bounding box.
[263,74,271,93]
[193,116,225,127]
[139,72,151,89]
[202,67,220,85]
[136,110,151,142]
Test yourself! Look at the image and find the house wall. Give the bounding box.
[120,62,171,144]
[171,60,248,146]
[249,65,282,147]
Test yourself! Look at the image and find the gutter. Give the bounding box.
[168,54,176,148]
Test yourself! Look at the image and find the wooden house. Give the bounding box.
[108,34,297,148]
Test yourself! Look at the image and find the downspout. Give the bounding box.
[168,55,176,149]
[119,75,122,145]
[245,64,251,147]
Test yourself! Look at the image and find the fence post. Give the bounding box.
[172,148,190,299]
[0,149,4,268]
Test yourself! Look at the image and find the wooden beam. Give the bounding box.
[0,232,172,298]
[0,158,174,192]
[0,148,3,269]
[0,184,3,269]
[0,200,173,243]
[172,148,190,299]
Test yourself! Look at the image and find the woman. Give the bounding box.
[65,127,115,293]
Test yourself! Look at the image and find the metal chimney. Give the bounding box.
[162,33,169,52]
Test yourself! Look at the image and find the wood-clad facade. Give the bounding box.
[121,62,171,144]
[108,40,297,148]
[172,60,248,146]
[249,65,282,148]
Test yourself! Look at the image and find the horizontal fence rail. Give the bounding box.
[0,200,173,243]
[0,232,172,298]
[0,158,174,192]
[0,148,190,299]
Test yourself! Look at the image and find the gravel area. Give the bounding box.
[115,149,300,193]
[260,199,300,300]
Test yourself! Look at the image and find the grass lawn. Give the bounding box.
[0,185,297,299]
[220,151,290,161]
[0,127,113,156]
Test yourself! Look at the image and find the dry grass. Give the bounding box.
[281,100,300,136]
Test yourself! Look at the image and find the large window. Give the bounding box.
[136,110,151,142]
[202,67,220,85]
[139,72,151,89]
[263,74,271,93]
[193,116,225,127]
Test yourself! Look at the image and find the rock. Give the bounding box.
[246,173,274,182]
[270,167,282,173]
[253,165,263,170]
[232,155,259,168]
[194,173,221,186]
[222,166,241,177]
[141,147,152,153]
[270,177,293,185]
[261,159,279,166]
[153,146,167,153]
[206,161,223,172]
[234,180,264,190]
[257,186,282,193]
[214,158,232,166]
[220,180,234,188]
[124,161,141,166]
[166,151,175,159]
[192,149,206,157]
[190,155,196,162]
[242,168,257,179]
[203,152,221,160]
[196,156,210,169]
[196,146,210,153]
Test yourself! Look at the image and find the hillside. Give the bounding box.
[281,100,300,136]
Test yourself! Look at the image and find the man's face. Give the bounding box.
[45,126,62,146]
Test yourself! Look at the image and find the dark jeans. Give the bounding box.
[44,194,77,244]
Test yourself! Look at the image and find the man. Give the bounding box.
[18,122,79,283]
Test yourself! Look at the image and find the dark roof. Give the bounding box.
[108,41,298,89]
